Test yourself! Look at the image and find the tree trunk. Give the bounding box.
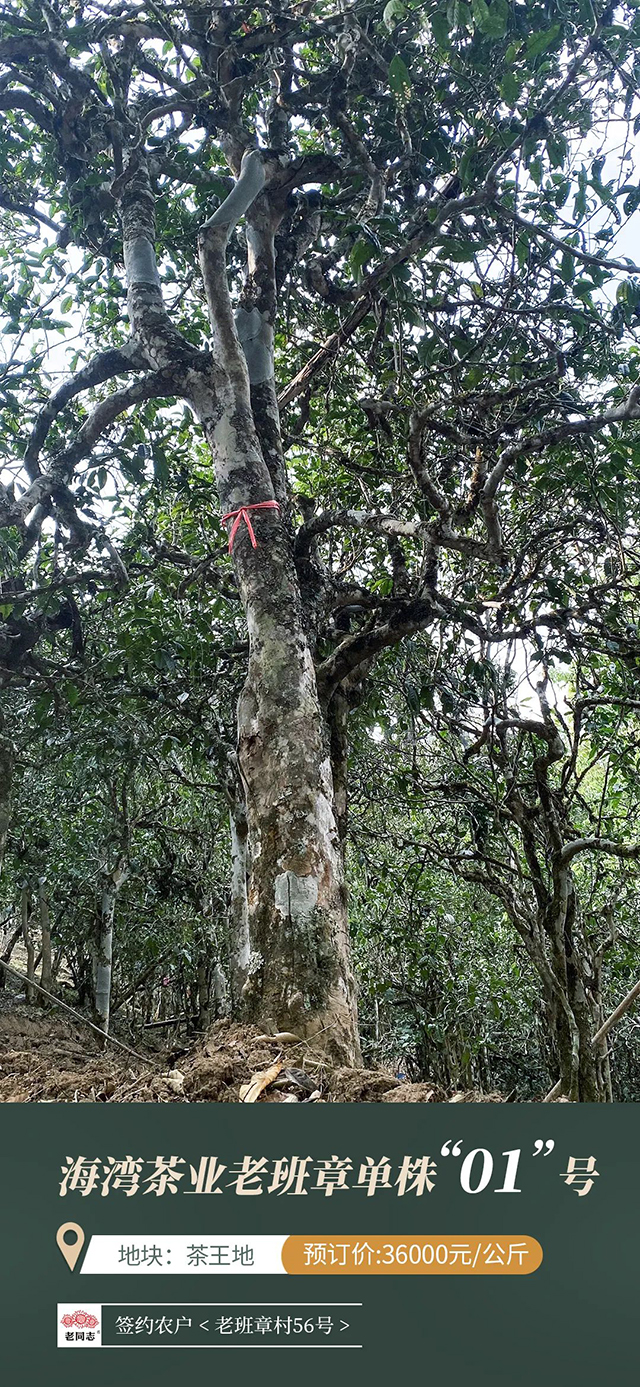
[0,918,22,990]
[228,789,250,1007]
[237,650,359,1059]
[21,886,35,1003]
[38,878,52,998]
[546,955,608,1101]
[213,962,229,1018]
[0,713,14,876]
[196,156,359,1062]
[518,898,609,1101]
[118,147,360,1064]
[327,689,350,849]
[196,953,212,1030]
[93,854,128,1036]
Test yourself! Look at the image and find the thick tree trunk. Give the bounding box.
[237,636,359,1060]
[117,147,360,1064]
[546,952,609,1101]
[552,1007,609,1100]
[195,156,359,1062]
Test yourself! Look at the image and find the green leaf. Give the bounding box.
[499,71,521,105]
[471,0,490,27]
[383,0,405,28]
[558,251,574,283]
[34,692,53,725]
[430,9,451,45]
[447,0,471,26]
[573,169,588,220]
[472,0,508,36]
[388,54,412,99]
[546,134,568,169]
[350,237,376,278]
[152,447,170,483]
[526,24,561,58]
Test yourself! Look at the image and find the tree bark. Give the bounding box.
[21,886,35,1003]
[213,962,229,1018]
[93,853,128,1036]
[0,712,14,876]
[196,949,212,1029]
[543,929,609,1101]
[0,919,22,990]
[228,792,250,1007]
[197,156,360,1061]
[116,147,360,1063]
[38,878,52,998]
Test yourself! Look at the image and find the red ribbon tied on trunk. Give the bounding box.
[222,499,281,553]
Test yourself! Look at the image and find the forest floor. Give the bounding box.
[0,967,506,1104]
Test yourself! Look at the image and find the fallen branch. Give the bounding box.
[143,1014,198,1029]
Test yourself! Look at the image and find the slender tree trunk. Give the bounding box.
[228,789,250,1007]
[38,878,52,998]
[21,886,35,1003]
[196,953,212,1029]
[52,944,64,984]
[213,962,229,1018]
[93,855,128,1036]
[0,918,22,990]
[327,690,350,849]
[0,713,14,877]
[94,885,115,1035]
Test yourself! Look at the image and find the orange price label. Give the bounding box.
[282,1235,542,1275]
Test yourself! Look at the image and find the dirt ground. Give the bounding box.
[0,978,505,1104]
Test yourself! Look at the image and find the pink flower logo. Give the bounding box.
[60,1311,99,1330]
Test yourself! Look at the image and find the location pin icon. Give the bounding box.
[56,1222,85,1272]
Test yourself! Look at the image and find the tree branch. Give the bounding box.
[23,346,145,480]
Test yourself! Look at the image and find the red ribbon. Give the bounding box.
[221,499,281,553]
